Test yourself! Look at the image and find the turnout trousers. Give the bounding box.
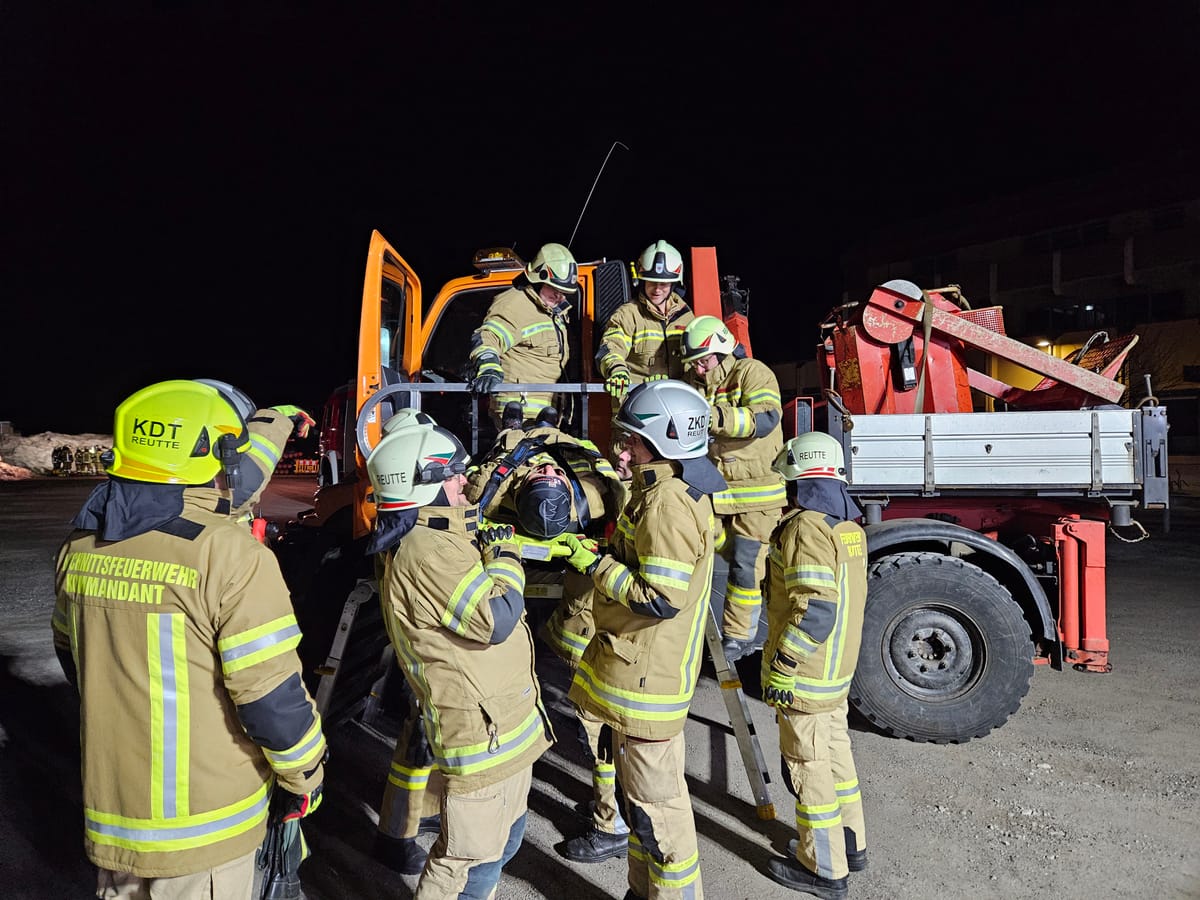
[575,706,628,836]
[416,765,533,900]
[539,570,596,668]
[777,699,866,881]
[378,689,444,840]
[718,508,780,642]
[615,730,703,900]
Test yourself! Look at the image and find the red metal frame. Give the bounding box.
[1054,517,1111,672]
[873,497,1112,672]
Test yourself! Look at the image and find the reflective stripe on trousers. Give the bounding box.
[777,700,866,880]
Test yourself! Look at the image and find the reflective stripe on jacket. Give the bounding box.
[52,488,325,877]
[379,505,553,793]
[762,508,868,712]
[694,354,786,515]
[597,292,694,383]
[568,460,715,739]
[470,285,570,417]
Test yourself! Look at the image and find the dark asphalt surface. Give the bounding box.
[2,477,1198,899]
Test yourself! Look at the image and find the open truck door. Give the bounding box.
[352,230,424,539]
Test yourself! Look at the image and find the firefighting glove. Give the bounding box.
[763,652,797,708]
[555,532,600,575]
[643,373,669,383]
[470,352,504,394]
[478,524,520,564]
[604,365,631,398]
[271,405,316,439]
[277,784,323,822]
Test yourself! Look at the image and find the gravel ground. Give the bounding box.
[1,478,1198,899]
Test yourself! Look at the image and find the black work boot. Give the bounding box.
[502,401,525,430]
[373,833,428,876]
[560,825,628,863]
[789,835,867,872]
[765,856,848,899]
[843,827,867,872]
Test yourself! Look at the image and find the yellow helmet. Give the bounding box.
[525,242,579,294]
[680,315,737,363]
[773,432,847,482]
[106,380,249,485]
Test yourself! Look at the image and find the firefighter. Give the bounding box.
[564,379,725,900]
[596,240,695,407]
[464,419,632,862]
[366,414,554,898]
[681,315,787,662]
[468,241,577,430]
[366,409,445,877]
[760,432,868,899]
[52,379,326,900]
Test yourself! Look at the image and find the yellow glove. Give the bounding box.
[478,524,520,564]
[554,533,600,574]
[605,366,631,398]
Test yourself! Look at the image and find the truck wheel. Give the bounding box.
[849,551,1034,743]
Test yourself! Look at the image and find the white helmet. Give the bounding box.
[773,432,847,482]
[637,240,684,283]
[381,408,437,436]
[367,423,470,510]
[614,380,710,460]
[525,242,579,294]
[680,315,738,363]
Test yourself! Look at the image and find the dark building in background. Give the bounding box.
[839,153,1200,344]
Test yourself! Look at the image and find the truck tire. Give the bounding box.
[849,551,1034,743]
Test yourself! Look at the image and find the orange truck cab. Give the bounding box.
[347,231,733,538]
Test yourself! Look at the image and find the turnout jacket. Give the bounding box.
[379,505,553,793]
[236,406,296,514]
[596,291,694,384]
[761,508,868,713]
[53,487,326,878]
[568,460,715,740]
[470,284,571,420]
[693,352,786,516]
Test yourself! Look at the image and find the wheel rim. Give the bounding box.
[882,604,985,701]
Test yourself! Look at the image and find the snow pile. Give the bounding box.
[0,432,113,477]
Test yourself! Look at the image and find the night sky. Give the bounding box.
[4,4,1198,435]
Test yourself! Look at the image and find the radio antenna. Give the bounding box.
[568,140,630,249]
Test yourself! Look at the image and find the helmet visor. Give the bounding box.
[413,427,470,485]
